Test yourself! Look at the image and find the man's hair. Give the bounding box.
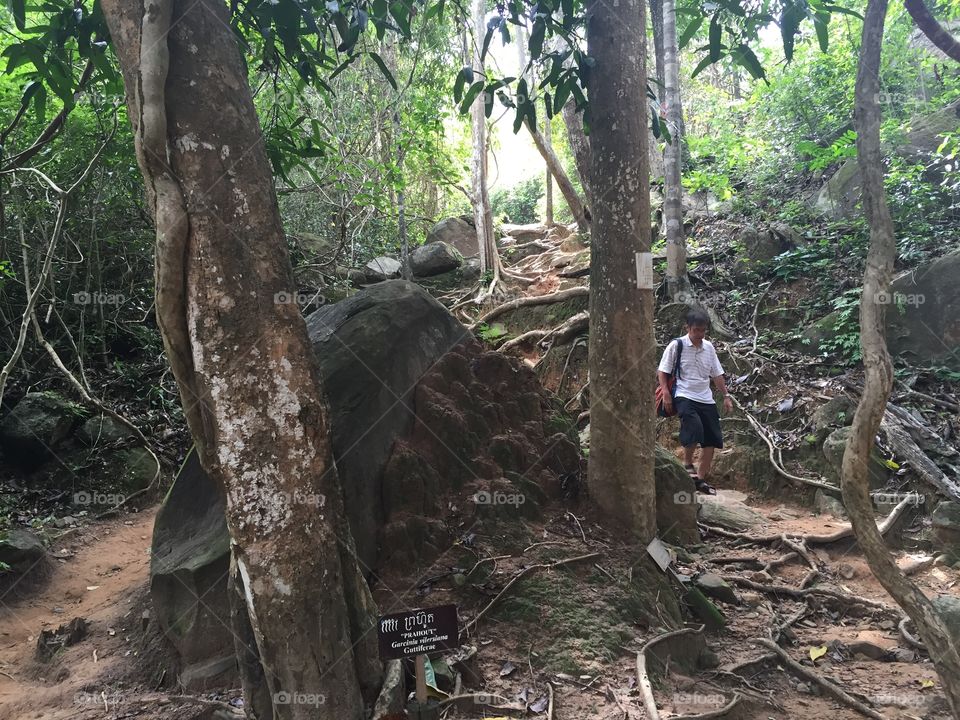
[685,308,710,328]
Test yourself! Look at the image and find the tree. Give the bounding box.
[662,0,691,301]
[99,0,382,717]
[844,0,960,713]
[586,0,657,540]
[469,0,500,293]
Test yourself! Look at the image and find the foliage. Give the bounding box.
[816,287,863,364]
[491,175,544,224]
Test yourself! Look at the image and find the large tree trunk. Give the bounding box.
[544,114,554,225]
[662,0,690,300]
[526,120,590,231]
[100,0,382,717]
[649,0,665,89]
[844,0,960,714]
[470,0,498,282]
[562,100,593,208]
[586,0,657,540]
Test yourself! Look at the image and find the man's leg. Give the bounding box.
[677,398,704,476]
[683,444,696,468]
[698,446,715,480]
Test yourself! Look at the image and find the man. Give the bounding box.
[657,309,733,493]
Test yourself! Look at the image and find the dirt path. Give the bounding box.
[0,509,156,720]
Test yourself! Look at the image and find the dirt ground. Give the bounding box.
[1,479,957,720]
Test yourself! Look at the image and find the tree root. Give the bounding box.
[724,575,899,618]
[752,639,884,720]
[470,286,589,328]
[899,616,927,651]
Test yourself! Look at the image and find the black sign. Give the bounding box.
[377,604,460,660]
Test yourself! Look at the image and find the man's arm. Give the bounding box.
[712,374,734,413]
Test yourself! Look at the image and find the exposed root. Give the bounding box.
[471,286,589,329]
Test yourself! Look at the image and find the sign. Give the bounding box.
[636,252,654,289]
[377,604,460,661]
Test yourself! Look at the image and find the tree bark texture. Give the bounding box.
[471,0,497,277]
[586,0,657,541]
[100,0,382,717]
[844,0,960,714]
[662,0,690,300]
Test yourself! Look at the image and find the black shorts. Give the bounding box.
[675,397,724,449]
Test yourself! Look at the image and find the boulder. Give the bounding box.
[810,397,856,442]
[77,415,131,446]
[427,216,478,256]
[410,241,462,277]
[697,498,766,531]
[0,392,79,463]
[501,223,548,242]
[364,255,402,281]
[885,250,960,370]
[694,573,738,605]
[0,527,45,574]
[150,450,234,690]
[654,445,699,545]
[812,99,960,219]
[460,257,481,282]
[814,489,847,519]
[742,226,791,262]
[822,426,890,489]
[932,501,960,560]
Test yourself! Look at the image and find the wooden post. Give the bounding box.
[415,654,428,703]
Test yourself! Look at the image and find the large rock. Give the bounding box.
[150,451,234,690]
[654,445,699,545]
[0,527,45,574]
[885,250,960,370]
[933,594,960,645]
[932,501,960,560]
[77,415,131,446]
[0,392,79,463]
[364,255,402,281]
[822,427,890,489]
[410,241,462,277]
[697,498,766,531]
[427,216,478,256]
[151,281,585,684]
[812,99,960,219]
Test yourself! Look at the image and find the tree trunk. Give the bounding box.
[470,0,498,280]
[544,114,554,226]
[395,108,411,280]
[662,0,690,300]
[561,100,593,208]
[586,0,657,540]
[844,0,960,714]
[904,0,960,62]
[100,0,382,717]
[649,0,665,89]
[526,119,590,231]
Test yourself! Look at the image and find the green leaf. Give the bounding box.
[823,3,863,20]
[424,0,445,20]
[454,66,473,103]
[459,80,485,114]
[553,76,571,111]
[651,106,661,139]
[9,0,25,31]
[678,16,703,50]
[529,18,546,60]
[367,51,397,90]
[708,14,722,62]
[691,52,717,78]
[733,44,766,82]
[813,11,830,52]
[481,16,500,63]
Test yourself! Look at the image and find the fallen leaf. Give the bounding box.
[919,679,935,689]
[500,661,516,677]
[809,645,828,662]
[530,694,549,713]
[86,586,100,591]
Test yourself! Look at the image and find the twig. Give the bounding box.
[567,511,587,543]
[753,638,884,719]
[461,553,599,635]
[547,681,555,720]
[635,649,661,720]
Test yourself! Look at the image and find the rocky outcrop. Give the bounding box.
[410,241,462,277]
[654,446,699,545]
[811,99,960,219]
[822,427,891,489]
[0,527,45,574]
[364,255,402,281]
[932,501,960,560]
[427,216,478,256]
[0,392,79,464]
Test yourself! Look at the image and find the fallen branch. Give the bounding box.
[470,286,589,329]
[461,552,599,635]
[636,649,661,720]
[752,638,884,720]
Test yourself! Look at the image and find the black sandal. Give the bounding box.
[695,479,717,495]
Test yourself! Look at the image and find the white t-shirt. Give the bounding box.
[657,334,725,404]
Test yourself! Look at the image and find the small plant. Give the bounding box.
[476,322,508,343]
[817,288,863,364]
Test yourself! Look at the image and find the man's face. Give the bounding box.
[687,323,708,343]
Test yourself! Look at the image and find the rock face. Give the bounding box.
[886,250,960,370]
[410,241,462,277]
[427,216,478,256]
[77,415,131,446]
[0,392,78,463]
[151,281,585,683]
[812,99,960,219]
[364,255,402,281]
[822,427,891,489]
[654,446,699,545]
[0,527,45,574]
[932,501,960,560]
[150,451,234,690]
